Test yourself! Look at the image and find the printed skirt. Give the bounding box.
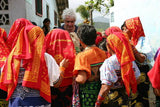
[79,81,101,107]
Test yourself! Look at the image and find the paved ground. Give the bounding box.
[149,84,156,107]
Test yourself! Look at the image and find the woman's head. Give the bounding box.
[121,22,132,40]
[122,17,145,46]
[43,18,50,26]
[105,26,122,36]
[6,18,33,50]
[77,24,97,46]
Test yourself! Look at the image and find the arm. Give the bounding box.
[95,84,113,107]
[132,44,146,63]
[153,88,160,96]
[45,53,69,87]
[75,70,88,84]
[54,58,69,87]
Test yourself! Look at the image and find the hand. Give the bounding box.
[60,58,69,68]
[153,88,160,96]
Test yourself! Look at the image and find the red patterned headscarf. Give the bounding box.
[6,18,32,50]
[107,32,137,96]
[105,26,122,36]
[0,25,51,102]
[125,17,145,46]
[0,28,10,67]
[45,29,76,87]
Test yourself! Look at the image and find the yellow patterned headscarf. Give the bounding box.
[107,32,137,96]
[0,28,10,67]
[0,25,51,102]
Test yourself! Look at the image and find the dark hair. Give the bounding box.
[121,22,126,31]
[43,18,50,24]
[98,38,107,51]
[31,22,37,26]
[77,24,97,46]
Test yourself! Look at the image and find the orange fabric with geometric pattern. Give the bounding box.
[6,18,32,50]
[0,25,51,103]
[0,28,10,67]
[107,32,137,96]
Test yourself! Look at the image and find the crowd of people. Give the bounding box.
[0,7,159,107]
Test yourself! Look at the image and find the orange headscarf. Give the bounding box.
[45,29,76,87]
[107,32,137,96]
[6,18,32,50]
[105,26,122,36]
[125,17,145,46]
[0,28,10,67]
[0,25,51,103]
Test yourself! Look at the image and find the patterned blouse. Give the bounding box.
[100,54,140,89]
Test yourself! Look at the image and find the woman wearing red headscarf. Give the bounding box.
[95,27,140,107]
[45,29,76,107]
[121,17,154,107]
[0,24,69,107]
[0,27,9,106]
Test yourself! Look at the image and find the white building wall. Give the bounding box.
[110,0,160,52]
[2,0,26,33]
[25,0,58,29]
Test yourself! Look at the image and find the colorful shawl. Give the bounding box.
[107,32,137,96]
[45,29,76,87]
[6,18,32,50]
[148,49,160,89]
[105,26,122,36]
[0,25,51,102]
[125,17,145,46]
[0,28,10,67]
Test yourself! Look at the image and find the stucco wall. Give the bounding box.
[25,0,58,29]
[1,0,26,33]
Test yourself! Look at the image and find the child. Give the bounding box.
[73,24,107,107]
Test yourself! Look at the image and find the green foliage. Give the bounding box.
[76,5,89,20]
[85,0,114,14]
[76,0,114,25]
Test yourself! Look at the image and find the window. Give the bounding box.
[36,0,42,16]
[46,5,49,18]
[0,0,8,10]
[54,11,57,26]
[111,12,114,22]
[0,0,10,25]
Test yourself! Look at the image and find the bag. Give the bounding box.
[72,79,81,107]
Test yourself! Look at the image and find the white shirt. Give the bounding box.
[100,55,140,87]
[45,53,60,87]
